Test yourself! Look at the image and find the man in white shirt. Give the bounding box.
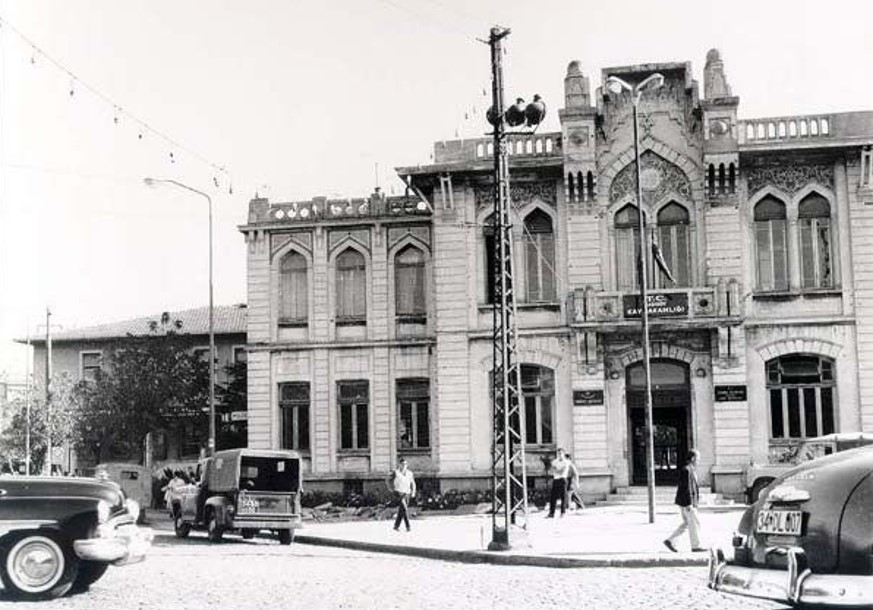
[387,457,416,532]
[546,449,569,518]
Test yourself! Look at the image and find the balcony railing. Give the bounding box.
[739,115,831,145]
[571,283,740,326]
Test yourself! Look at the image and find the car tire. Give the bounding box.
[207,511,224,543]
[277,529,293,545]
[241,529,256,540]
[0,532,80,600]
[69,561,109,594]
[173,511,191,539]
[750,478,774,504]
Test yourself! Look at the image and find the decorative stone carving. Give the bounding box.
[388,226,430,251]
[474,180,557,212]
[609,150,693,204]
[704,48,732,99]
[328,228,370,253]
[746,161,835,196]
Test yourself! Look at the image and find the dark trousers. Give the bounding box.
[393,492,410,530]
[548,478,567,516]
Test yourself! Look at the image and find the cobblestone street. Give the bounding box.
[0,531,791,610]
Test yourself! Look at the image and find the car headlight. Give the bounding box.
[97,500,111,524]
[125,499,141,522]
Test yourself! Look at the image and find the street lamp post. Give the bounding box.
[606,73,664,524]
[144,177,216,456]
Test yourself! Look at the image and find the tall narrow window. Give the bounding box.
[798,194,833,289]
[524,209,556,302]
[338,380,369,450]
[80,351,102,382]
[656,202,691,288]
[397,379,430,449]
[754,196,788,291]
[483,215,496,304]
[615,204,643,290]
[520,365,555,445]
[395,246,426,319]
[766,355,835,439]
[279,382,310,451]
[336,249,366,322]
[279,251,308,324]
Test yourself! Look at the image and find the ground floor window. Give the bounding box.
[520,365,554,445]
[397,378,429,449]
[767,354,835,439]
[339,380,369,450]
[279,382,310,451]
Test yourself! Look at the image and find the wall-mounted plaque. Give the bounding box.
[623,293,689,318]
[573,389,604,406]
[715,385,747,402]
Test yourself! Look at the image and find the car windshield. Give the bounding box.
[239,456,300,492]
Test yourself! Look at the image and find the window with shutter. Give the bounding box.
[336,249,366,323]
[524,210,556,303]
[754,196,789,291]
[798,193,833,289]
[395,246,426,319]
[279,251,308,324]
[656,202,691,288]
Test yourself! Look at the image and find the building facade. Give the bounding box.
[24,305,248,472]
[241,50,873,499]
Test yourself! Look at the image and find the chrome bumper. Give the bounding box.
[230,516,301,530]
[74,516,154,566]
[709,548,873,607]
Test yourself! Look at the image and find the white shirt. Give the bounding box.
[551,458,569,479]
[391,467,416,495]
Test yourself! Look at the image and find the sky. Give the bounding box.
[0,0,871,381]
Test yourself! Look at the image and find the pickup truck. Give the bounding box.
[167,448,302,544]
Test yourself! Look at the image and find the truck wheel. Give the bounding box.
[277,529,293,545]
[70,561,109,593]
[173,512,191,539]
[750,478,775,504]
[241,529,256,540]
[207,512,224,543]
[0,532,79,600]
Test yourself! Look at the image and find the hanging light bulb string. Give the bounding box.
[0,13,234,187]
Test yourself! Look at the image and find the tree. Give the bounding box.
[73,315,209,465]
[0,373,81,474]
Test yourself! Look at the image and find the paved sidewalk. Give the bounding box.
[293,504,746,568]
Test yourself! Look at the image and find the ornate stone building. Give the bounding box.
[240,50,873,499]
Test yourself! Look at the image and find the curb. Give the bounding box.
[294,535,710,568]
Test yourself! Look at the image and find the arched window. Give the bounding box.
[524,210,556,302]
[335,249,366,322]
[656,202,690,288]
[279,251,308,323]
[766,355,835,439]
[395,246,426,318]
[799,194,833,289]
[615,204,643,290]
[754,196,788,291]
[521,365,555,445]
[483,214,496,304]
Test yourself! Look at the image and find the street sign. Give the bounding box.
[623,293,689,318]
[230,411,248,422]
[715,385,747,402]
[573,389,604,406]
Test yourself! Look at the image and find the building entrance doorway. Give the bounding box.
[627,359,691,485]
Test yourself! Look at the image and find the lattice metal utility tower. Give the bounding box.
[487,26,529,551]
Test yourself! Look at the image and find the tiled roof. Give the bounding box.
[24,305,247,344]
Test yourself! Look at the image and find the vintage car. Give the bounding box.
[167,448,302,544]
[745,432,873,503]
[709,444,873,607]
[0,476,153,600]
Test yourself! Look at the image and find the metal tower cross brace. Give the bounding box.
[488,26,529,551]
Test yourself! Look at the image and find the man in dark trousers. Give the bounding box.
[664,449,705,552]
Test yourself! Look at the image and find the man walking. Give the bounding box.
[387,457,416,532]
[546,449,569,518]
[664,449,705,552]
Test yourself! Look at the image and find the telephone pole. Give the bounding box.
[487,26,529,550]
[44,307,53,476]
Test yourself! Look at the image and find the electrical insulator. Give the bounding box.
[524,94,546,127]
[505,98,526,127]
[486,105,500,126]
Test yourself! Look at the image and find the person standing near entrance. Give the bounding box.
[387,457,416,532]
[546,449,569,518]
[664,449,705,552]
[564,452,585,511]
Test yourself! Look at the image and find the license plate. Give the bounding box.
[756,509,803,536]
[239,497,259,513]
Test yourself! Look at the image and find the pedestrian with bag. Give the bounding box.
[564,452,585,511]
[664,449,706,552]
[387,457,416,532]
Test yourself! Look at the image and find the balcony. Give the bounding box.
[570,284,742,331]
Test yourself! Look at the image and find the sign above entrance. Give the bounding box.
[573,389,604,406]
[623,293,689,318]
[715,385,747,402]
